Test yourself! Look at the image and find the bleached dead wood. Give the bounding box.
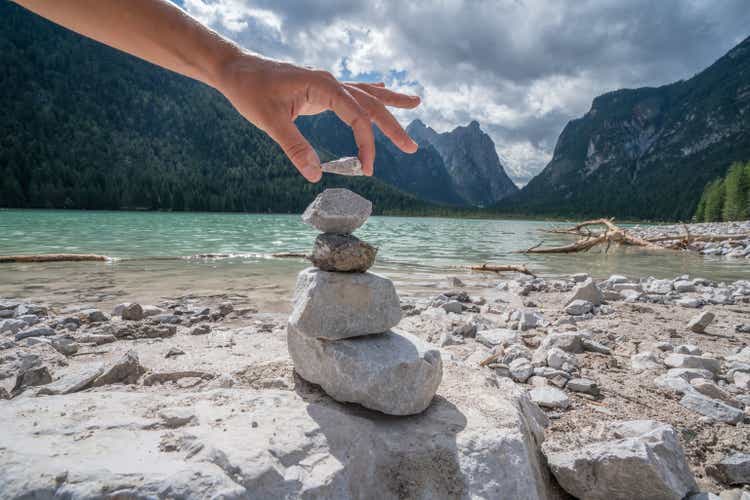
[469,263,536,277]
[0,254,108,263]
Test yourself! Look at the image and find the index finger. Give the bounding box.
[323,82,375,176]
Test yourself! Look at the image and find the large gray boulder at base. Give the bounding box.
[290,267,401,340]
[302,188,372,234]
[0,363,560,499]
[543,420,697,500]
[288,325,441,415]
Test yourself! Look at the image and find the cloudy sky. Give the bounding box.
[178,0,750,185]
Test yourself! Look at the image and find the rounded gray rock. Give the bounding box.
[287,325,442,415]
[310,233,377,272]
[302,188,372,234]
[289,267,401,340]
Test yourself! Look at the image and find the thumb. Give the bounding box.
[267,121,322,183]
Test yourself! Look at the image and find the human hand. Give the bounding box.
[218,54,421,182]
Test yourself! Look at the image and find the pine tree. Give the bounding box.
[694,184,709,222]
[703,179,726,222]
[722,162,749,221]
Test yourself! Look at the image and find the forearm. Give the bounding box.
[12,0,241,88]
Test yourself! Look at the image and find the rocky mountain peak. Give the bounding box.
[408,119,519,206]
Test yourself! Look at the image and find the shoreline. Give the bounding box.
[4,206,743,224]
[1,267,749,497]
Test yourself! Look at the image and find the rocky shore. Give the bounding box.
[2,266,749,498]
[631,220,750,259]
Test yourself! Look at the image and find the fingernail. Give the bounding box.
[302,165,322,183]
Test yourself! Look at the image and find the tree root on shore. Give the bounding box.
[0,254,109,263]
[469,263,536,277]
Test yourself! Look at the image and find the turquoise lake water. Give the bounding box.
[0,209,748,308]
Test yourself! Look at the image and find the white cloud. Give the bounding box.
[180,0,750,183]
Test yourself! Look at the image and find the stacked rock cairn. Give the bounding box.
[287,182,443,415]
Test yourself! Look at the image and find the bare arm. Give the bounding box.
[13,0,421,182]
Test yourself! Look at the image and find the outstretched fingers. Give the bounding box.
[347,82,421,109]
[345,84,418,154]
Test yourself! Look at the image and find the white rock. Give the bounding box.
[529,386,570,409]
[664,354,720,374]
[475,328,520,348]
[441,300,463,314]
[690,378,742,409]
[509,358,534,383]
[289,267,401,340]
[544,420,697,500]
[645,279,673,294]
[565,300,593,316]
[687,311,715,333]
[631,351,662,373]
[0,371,560,499]
[675,344,702,355]
[673,280,696,292]
[302,188,372,234]
[676,297,702,308]
[679,392,744,424]
[288,325,441,415]
[546,348,578,371]
[734,371,750,391]
[320,156,364,176]
[567,278,603,306]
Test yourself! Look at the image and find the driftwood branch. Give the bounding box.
[469,263,536,277]
[520,219,663,254]
[271,252,309,259]
[0,254,109,263]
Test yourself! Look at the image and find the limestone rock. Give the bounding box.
[310,233,377,272]
[567,278,603,306]
[679,392,744,425]
[476,328,520,348]
[91,350,145,387]
[509,358,533,383]
[529,386,570,409]
[544,420,697,500]
[37,365,104,395]
[302,188,372,234]
[688,311,715,333]
[321,156,364,176]
[664,353,720,374]
[565,300,593,315]
[288,325,441,415]
[0,365,559,499]
[15,326,55,341]
[566,378,599,396]
[289,268,401,340]
[706,453,750,486]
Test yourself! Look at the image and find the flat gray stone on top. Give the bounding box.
[302,188,372,234]
[287,325,442,415]
[289,267,401,340]
[320,156,364,176]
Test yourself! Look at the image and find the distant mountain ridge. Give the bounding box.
[499,35,750,220]
[299,114,519,207]
[297,113,465,206]
[407,119,519,206]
